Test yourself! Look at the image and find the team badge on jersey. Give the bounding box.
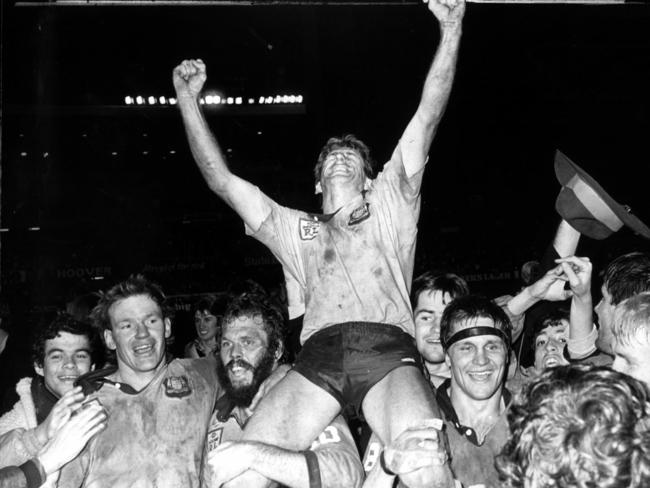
[299,218,321,240]
[348,203,370,226]
[164,376,192,398]
[206,426,224,452]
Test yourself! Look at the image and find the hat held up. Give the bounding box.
[555,150,650,240]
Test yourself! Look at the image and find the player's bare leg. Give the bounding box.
[225,370,341,488]
[362,366,440,488]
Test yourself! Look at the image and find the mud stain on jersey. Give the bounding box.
[323,248,335,263]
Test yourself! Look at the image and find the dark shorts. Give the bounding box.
[292,322,424,415]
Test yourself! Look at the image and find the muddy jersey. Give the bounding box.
[248,146,424,343]
[58,358,219,488]
[204,395,363,488]
[362,381,511,488]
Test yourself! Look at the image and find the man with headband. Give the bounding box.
[436,294,513,488]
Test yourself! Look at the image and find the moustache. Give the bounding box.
[226,358,255,372]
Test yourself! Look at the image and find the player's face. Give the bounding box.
[414,290,452,364]
[220,315,271,389]
[446,317,508,402]
[194,310,219,342]
[612,333,650,388]
[533,322,569,373]
[595,284,616,354]
[104,294,170,379]
[35,332,93,398]
[319,148,367,191]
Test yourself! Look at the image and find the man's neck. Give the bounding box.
[425,361,450,388]
[449,385,504,432]
[109,361,165,392]
[321,186,363,214]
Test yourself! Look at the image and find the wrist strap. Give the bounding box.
[304,450,321,488]
[19,459,45,488]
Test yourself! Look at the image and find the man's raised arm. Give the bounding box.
[173,59,271,232]
[399,0,464,178]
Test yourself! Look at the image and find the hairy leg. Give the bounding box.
[362,367,441,488]
[225,371,341,488]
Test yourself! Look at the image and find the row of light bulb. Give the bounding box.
[124,94,304,106]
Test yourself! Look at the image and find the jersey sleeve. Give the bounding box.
[0,428,44,469]
[308,415,363,488]
[245,189,307,290]
[368,145,425,254]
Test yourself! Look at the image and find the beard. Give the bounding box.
[217,349,277,407]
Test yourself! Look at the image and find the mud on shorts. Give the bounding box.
[292,322,424,415]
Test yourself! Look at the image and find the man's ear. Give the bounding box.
[164,318,172,339]
[363,177,371,191]
[104,329,117,351]
[34,362,44,378]
[274,342,284,362]
[315,181,323,195]
[444,353,451,369]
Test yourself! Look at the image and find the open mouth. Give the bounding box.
[468,371,493,381]
[543,356,562,368]
[58,375,79,382]
[133,343,155,356]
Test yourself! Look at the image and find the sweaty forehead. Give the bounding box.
[327,147,362,158]
[223,314,267,336]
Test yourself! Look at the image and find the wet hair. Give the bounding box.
[221,291,287,364]
[497,364,650,488]
[32,313,100,367]
[410,272,470,310]
[91,274,171,332]
[603,252,650,306]
[439,294,512,351]
[612,292,650,347]
[313,134,375,185]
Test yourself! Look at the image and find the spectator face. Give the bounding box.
[34,332,93,397]
[414,290,452,364]
[220,315,272,390]
[194,310,219,342]
[533,322,569,373]
[595,284,616,354]
[446,317,508,402]
[104,294,170,378]
[612,333,650,387]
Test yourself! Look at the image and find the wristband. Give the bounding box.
[379,450,396,476]
[303,450,322,488]
[19,459,45,488]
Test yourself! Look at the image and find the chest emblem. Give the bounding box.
[299,218,321,240]
[206,426,224,452]
[163,375,191,398]
[348,203,370,226]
